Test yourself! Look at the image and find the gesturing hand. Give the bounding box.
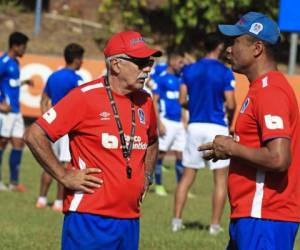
[61,168,103,194]
[198,135,234,162]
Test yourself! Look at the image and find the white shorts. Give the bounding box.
[0,112,25,138]
[52,134,71,162]
[159,117,186,152]
[182,123,230,170]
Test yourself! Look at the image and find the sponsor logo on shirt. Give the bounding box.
[43,108,57,124]
[138,108,145,124]
[101,133,147,150]
[264,114,284,129]
[240,97,250,113]
[99,111,111,121]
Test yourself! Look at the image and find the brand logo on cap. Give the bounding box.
[130,37,144,46]
[249,22,263,35]
[238,17,246,25]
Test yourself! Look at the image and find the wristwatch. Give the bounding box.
[145,172,153,186]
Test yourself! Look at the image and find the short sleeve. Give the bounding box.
[0,60,7,78]
[181,65,190,86]
[224,68,235,91]
[36,88,87,142]
[147,98,158,145]
[254,87,291,142]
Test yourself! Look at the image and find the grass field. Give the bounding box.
[0,150,299,250]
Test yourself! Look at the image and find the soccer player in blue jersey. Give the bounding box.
[172,33,236,234]
[35,43,84,211]
[0,32,32,192]
[152,52,185,196]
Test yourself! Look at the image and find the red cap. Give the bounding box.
[103,31,162,58]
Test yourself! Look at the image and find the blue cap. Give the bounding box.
[218,12,280,44]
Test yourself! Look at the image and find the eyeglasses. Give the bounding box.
[117,56,154,69]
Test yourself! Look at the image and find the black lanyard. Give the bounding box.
[104,77,136,179]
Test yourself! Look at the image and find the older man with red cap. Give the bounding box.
[24,31,161,250]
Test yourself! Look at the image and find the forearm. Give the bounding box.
[24,123,66,183]
[144,140,158,176]
[230,142,290,172]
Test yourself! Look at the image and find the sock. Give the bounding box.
[0,149,3,181]
[155,159,162,185]
[37,196,47,205]
[175,160,184,182]
[9,149,23,185]
[53,199,63,207]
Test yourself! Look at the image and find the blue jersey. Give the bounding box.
[44,68,83,105]
[0,53,21,113]
[150,63,168,84]
[153,70,182,122]
[182,58,235,127]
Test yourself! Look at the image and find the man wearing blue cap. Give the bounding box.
[199,12,300,250]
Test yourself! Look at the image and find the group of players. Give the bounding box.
[147,32,236,235]
[0,31,85,212]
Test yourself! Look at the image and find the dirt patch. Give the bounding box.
[0,12,105,59]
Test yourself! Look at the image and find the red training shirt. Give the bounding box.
[37,77,158,218]
[229,71,300,222]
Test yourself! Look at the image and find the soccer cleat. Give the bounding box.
[187,192,196,199]
[35,201,47,209]
[0,181,8,191]
[155,185,167,196]
[51,203,63,212]
[171,218,185,232]
[8,183,27,192]
[209,224,224,235]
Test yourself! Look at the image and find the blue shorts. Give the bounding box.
[62,212,139,250]
[227,218,299,250]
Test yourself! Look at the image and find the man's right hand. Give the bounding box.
[61,167,103,194]
[0,102,11,113]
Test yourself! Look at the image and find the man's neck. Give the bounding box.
[205,50,219,60]
[8,50,17,59]
[246,59,278,83]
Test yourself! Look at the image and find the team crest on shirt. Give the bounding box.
[138,108,145,124]
[240,97,250,113]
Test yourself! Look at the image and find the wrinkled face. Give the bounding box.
[169,56,184,74]
[111,55,154,92]
[225,35,256,74]
[13,44,27,57]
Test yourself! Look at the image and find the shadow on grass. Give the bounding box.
[184,221,210,231]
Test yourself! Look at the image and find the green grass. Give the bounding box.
[0,151,299,249]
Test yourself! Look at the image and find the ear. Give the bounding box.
[253,40,264,57]
[110,58,121,74]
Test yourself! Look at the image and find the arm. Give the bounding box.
[179,84,188,109]
[199,136,291,172]
[144,139,159,178]
[140,139,158,204]
[24,123,103,193]
[224,90,236,130]
[40,92,51,114]
[152,93,166,136]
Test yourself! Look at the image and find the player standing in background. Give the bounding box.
[35,43,84,211]
[24,31,160,249]
[0,32,32,192]
[152,51,185,196]
[199,12,300,249]
[172,32,236,235]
